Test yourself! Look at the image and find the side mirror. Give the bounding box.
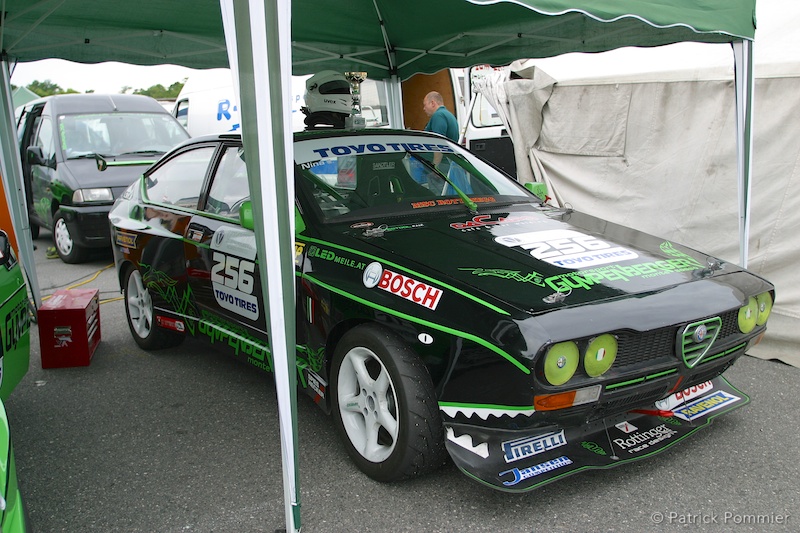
[26,146,53,168]
[239,200,254,230]
[524,181,549,202]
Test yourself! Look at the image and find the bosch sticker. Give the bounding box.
[495,229,638,268]
[655,380,714,411]
[362,262,443,310]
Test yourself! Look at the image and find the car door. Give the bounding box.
[184,143,274,369]
[137,143,217,325]
[26,111,58,229]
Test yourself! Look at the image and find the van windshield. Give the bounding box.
[59,113,189,159]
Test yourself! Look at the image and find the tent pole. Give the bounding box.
[222,1,301,532]
[0,57,41,308]
[732,40,754,269]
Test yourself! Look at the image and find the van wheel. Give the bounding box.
[331,324,446,482]
[53,209,86,263]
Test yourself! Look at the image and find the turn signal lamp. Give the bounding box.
[543,342,579,386]
[534,385,601,411]
[584,334,617,377]
[756,292,773,326]
[737,297,758,333]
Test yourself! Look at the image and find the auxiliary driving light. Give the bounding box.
[738,297,758,334]
[756,292,773,326]
[543,342,579,386]
[584,334,617,378]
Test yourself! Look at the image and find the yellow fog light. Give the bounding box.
[738,297,758,333]
[584,334,618,378]
[543,342,579,386]
[756,292,773,326]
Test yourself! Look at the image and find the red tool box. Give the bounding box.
[38,288,101,368]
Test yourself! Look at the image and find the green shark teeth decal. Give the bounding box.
[446,427,489,458]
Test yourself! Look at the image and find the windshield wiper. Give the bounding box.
[117,150,164,156]
[68,152,111,160]
[406,151,478,213]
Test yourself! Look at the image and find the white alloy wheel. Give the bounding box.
[337,345,399,463]
[126,269,153,340]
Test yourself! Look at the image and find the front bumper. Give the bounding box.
[443,376,748,492]
[59,204,113,248]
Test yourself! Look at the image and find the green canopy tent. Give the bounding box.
[0,1,757,531]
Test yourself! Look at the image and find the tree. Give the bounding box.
[27,79,79,97]
[133,80,184,99]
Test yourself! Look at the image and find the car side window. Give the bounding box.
[205,146,250,219]
[144,146,215,209]
[34,116,55,161]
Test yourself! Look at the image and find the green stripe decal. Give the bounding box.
[303,273,529,374]
[701,343,747,363]
[298,235,509,316]
[439,402,533,411]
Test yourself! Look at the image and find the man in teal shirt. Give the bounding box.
[423,91,459,142]
[421,91,467,192]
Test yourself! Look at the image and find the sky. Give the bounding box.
[11,60,201,95]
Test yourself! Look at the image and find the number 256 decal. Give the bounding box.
[211,251,260,320]
[495,229,638,268]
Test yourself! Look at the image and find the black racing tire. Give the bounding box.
[52,209,87,263]
[331,324,446,482]
[123,266,184,350]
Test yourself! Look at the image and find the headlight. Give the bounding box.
[737,297,758,333]
[543,342,579,386]
[756,292,773,326]
[73,188,114,203]
[584,334,617,377]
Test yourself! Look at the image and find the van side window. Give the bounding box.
[174,99,189,129]
[34,116,55,161]
[205,146,249,219]
[144,146,215,209]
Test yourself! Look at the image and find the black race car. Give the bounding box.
[109,129,774,492]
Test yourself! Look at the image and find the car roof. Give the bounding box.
[179,128,448,146]
[163,128,452,159]
[22,93,172,115]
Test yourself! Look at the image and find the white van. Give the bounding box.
[173,69,390,137]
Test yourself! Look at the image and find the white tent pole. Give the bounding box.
[732,40,754,268]
[222,1,301,532]
[0,58,41,308]
[386,73,404,128]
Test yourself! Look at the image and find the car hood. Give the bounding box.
[60,157,157,189]
[342,204,742,315]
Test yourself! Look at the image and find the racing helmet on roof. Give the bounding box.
[304,70,352,114]
[302,71,352,129]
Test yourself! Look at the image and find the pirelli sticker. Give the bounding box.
[115,230,138,249]
[362,262,443,310]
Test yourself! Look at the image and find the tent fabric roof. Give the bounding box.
[2,0,756,80]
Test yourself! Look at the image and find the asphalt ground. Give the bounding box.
[5,230,799,533]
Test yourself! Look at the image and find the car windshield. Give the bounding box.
[295,134,533,222]
[59,112,189,159]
